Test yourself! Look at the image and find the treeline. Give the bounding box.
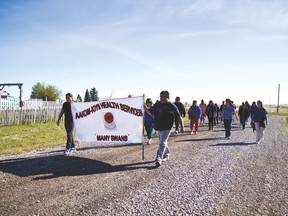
[75,88,99,102]
[30,82,99,102]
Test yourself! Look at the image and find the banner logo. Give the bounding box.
[104,112,116,130]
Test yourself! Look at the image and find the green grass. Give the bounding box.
[266,106,288,116]
[0,121,66,155]
[268,111,288,116]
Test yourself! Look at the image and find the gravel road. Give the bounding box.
[0,116,287,215]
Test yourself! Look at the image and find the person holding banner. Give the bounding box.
[144,98,154,145]
[145,90,184,167]
[57,93,76,155]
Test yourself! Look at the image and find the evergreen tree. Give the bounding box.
[76,94,82,102]
[90,87,99,101]
[84,89,91,102]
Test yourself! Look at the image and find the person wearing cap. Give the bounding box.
[144,98,154,145]
[57,93,76,155]
[145,90,184,167]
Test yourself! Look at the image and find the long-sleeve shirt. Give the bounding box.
[253,108,268,125]
[188,105,202,118]
[223,105,235,120]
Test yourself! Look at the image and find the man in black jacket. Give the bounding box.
[145,91,184,167]
[173,96,186,134]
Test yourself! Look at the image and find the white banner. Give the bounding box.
[71,96,144,144]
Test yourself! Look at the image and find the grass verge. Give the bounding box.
[0,121,66,155]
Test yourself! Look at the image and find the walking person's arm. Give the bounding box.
[177,116,184,133]
[57,109,64,126]
[144,104,154,116]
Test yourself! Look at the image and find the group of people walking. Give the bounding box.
[144,91,268,167]
[58,90,268,168]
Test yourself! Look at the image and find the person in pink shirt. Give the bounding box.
[199,99,207,126]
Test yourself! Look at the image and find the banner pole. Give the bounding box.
[142,94,145,160]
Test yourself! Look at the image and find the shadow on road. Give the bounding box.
[209,142,257,147]
[42,143,143,155]
[175,137,225,142]
[0,155,154,180]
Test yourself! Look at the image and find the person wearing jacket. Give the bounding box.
[145,91,184,167]
[206,100,216,131]
[238,102,250,130]
[222,98,235,139]
[173,96,186,134]
[253,100,268,144]
[188,100,202,134]
[144,98,154,145]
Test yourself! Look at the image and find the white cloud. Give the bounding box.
[182,0,225,16]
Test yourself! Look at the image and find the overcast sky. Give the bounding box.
[1,0,288,105]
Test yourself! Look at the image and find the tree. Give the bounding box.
[30,82,62,101]
[90,87,99,101]
[84,89,91,102]
[76,94,82,102]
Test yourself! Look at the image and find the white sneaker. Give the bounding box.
[64,148,70,155]
[190,131,194,135]
[162,154,170,162]
[70,148,77,153]
[147,139,152,145]
[175,130,178,134]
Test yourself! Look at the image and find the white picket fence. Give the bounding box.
[0,98,63,125]
[0,98,19,110]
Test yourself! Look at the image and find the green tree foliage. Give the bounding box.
[30,82,62,101]
[90,87,99,101]
[76,94,82,102]
[84,89,91,102]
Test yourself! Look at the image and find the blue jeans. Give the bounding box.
[145,125,154,139]
[224,119,232,138]
[156,130,171,162]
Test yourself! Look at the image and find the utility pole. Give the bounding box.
[277,84,280,113]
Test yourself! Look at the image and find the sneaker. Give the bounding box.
[175,130,178,134]
[195,131,198,135]
[190,131,194,135]
[70,147,77,153]
[225,137,231,140]
[64,148,70,155]
[147,138,152,145]
[162,154,170,162]
[155,161,162,167]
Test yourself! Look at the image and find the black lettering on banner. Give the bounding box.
[75,101,143,119]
